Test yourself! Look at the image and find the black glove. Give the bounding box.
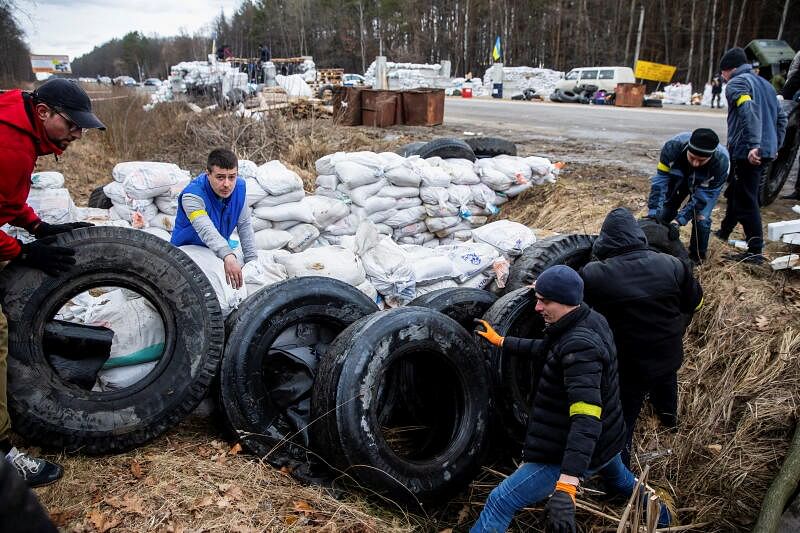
[33,221,93,238]
[15,238,76,276]
[545,489,576,533]
[667,222,680,241]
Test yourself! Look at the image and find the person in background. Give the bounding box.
[472,265,670,532]
[711,75,723,108]
[170,148,257,289]
[581,208,703,467]
[647,128,729,264]
[715,47,787,264]
[0,77,105,487]
[779,58,800,201]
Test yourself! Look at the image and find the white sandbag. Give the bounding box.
[245,178,269,207]
[253,188,305,208]
[287,223,320,252]
[315,174,339,190]
[347,179,387,205]
[440,158,481,185]
[459,272,494,290]
[469,183,501,213]
[75,207,111,224]
[397,233,435,245]
[154,195,177,215]
[255,160,304,196]
[271,219,301,231]
[109,203,158,226]
[425,216,461,233]
[420,186,450,206]
[300,195,350,227]
[438,242,500,282]
[393,221,429,238]
[30,171,65,189]
[504,182,533,198]
[464,215,489,227]
[103,181,130,204]
[378,151,406,166]
[276,245,367,286]
[405,250,455,284]
[453,230,474,241]
[254,228,293,250]
[315,234,342,246]
[382,206,426,228]
[242,257,288,295]
[377,184,420,199]
[324,214,360,236]
[492,155,533,182]
[414,279,458,297]
[448,184,473,215]
[356,279,379,304]
[26,188,77,224]
[375,223,393,235]
[352,195,397,216]
[472,220,536,257]
[422,239,441,249]
[418,164,451,187]
[252,216,272,232]
[343,151,387,168]
[476,159,515,191]
[276,74,313,97]
[525,156,558,178]
[148,212,176,232]
[353,207,397,225]
[352,222,416,304]
[253,201,316,223]
[238,160,259,180]
[141,227,172,241]
[383,157,423,187]
[179,245,247,317]
[315,152,345,175]
[116,162,189,199]
[424,202,460,218]
[335,161,383,188]
[395,197,422,209]
[84,290,164,391]
[435,220,473,238]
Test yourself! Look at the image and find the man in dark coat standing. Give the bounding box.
[472,265,670,532]
[581,208,703,467]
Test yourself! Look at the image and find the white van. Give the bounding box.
[555,67,636,92]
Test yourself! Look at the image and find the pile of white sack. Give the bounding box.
[483,66,564,97]
[662,83,693,105]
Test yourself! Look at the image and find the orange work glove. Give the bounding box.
[474,319,504,347]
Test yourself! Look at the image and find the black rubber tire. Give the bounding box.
[409,287,498,332]
[311,306,490,505]
[317,84,335,103]
[417,138,476,162]
[219,277,378,467]
[395,141,427,157]
[504,234,597,293]
[0,226,224,453]
[559,90,580,103]
[87,185,113,209]
[464,137,517,158]
[643,98,663,108]
[760,102,798,206]
[636,218,691,262]
[549,90,564,103]
[479,288,543,445]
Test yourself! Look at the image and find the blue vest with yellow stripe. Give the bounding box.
[170,173,246,248]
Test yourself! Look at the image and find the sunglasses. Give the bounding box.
[54,109,86,134]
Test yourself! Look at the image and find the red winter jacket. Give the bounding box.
[0,90,63,260]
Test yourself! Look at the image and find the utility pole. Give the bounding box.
[633,3,645,67]
[777,0,790,40]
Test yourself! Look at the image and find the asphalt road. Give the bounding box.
[444,97,729,147]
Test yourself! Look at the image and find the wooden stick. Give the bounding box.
[654,523,710,532]
[753,422,800,532]
[616,465,650,533]
[575,501,621,522]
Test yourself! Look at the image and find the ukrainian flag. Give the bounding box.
[492,36,502,62]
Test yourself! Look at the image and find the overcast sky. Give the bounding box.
[18,0,241,60]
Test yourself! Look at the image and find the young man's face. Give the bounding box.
[721,68,735,81]
[686,152,712,168]
[534,293,576,324]
[36,103,83,150]
[208,165,238,198]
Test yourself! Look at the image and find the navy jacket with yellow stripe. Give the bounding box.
[725,63,788,160]
[502,303,626,477]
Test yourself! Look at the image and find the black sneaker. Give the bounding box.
[4,447,64,487]
[723,251,765,265]
[780,191,800,200]
[713,230,730,242]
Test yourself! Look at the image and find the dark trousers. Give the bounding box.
[719,159,767,254]
[711,93,721,108]
[660,181,713,262]
[619,370,678,467]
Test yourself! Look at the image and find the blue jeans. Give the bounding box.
[471,454,636,533]
[650,175,718,261]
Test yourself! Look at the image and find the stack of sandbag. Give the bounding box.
[274,245,378,303]
[104,162,190,231]
[179,245,289,316]
[2,171,80,243]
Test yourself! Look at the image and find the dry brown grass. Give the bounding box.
[25,99,800,532]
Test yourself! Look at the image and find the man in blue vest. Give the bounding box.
[647,128,729,264]
[171,148,257,288]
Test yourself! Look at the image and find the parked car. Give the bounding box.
[113,76,137,87]
[555,66,635,93]
[342,73,366,87]
[143,78,162,87]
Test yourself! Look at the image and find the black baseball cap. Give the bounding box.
[31,78,106,130]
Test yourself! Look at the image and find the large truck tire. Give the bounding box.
[417,138,477,162]
[311,306,490,505]
[409,287,497,332]
[395,141,427,157]
[478,288,543,445]
[504,234,596,293]
[0,226,224,454]
[464,137,517,158]
[636,218,691,263]
[219,277,378,467]
[760,101,799,206]
[87,185,113,209]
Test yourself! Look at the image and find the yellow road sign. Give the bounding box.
[634,60,676,82]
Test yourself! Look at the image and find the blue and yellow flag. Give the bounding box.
[492,36,502,62]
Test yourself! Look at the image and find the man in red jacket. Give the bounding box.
[0,78,105,487]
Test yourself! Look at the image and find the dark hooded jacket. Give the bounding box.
[502,304,626,477]
[580,208,703,378]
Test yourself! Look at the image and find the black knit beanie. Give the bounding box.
[719,47,747,71]
[688,128,719,157]
[534,265,583,306]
